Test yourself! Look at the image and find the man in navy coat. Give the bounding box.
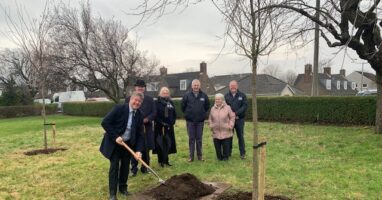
[224,80,248,159]
[181,79,210,162]
[100,92,144,200]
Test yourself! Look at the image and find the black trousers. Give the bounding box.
[109,143,132,195]
[157,136,170,165]
[229,118,246,156]
[213,137,231,160]
[186,121,204,160]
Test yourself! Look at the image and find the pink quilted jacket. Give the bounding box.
[208,103,235,139]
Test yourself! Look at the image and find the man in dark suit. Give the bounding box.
[126,79,156,176]
[100,92,144,200]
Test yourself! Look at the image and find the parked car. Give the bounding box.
[356,89,377,96]
[52,91,86,111]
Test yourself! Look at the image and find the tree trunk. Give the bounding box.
[252,59,261,200]
[376,70,382,134]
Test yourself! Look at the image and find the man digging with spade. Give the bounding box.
[100,92,145,200]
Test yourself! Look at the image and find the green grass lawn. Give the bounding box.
[0,115,381,200]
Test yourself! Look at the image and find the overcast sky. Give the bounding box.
[0,0,375,77]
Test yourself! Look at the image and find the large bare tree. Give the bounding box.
[50,2,159,103]
[265,0,382,133]
[133,0,293,199]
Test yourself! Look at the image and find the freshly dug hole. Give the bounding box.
[215,191,291,200]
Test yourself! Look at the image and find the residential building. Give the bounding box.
[145,62,216,97]
[294,64,357,96]
[211,73,305,96]
[346,71,377,91]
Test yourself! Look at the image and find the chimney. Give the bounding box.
[304,64,312,82]
[323,67,331,75]
[159,66,167,76]
[200,61,207,75]
[340,69,345,76]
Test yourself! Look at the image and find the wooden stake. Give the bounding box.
[258,143,266,200]
[52,122,56,145]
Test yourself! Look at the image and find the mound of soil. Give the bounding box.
[145,173,215,200]
[24,148,67,156]
[216,192,291,200]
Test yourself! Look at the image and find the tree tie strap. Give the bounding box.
[253,141,267,149]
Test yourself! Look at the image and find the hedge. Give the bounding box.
[62,96,377,125]
[257,96,376,125]
[0,104,58,118]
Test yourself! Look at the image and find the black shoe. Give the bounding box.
[165,162,172,166]
[130,172,137,177]
[109,195,117,200]
[119,190,129,196]
[240,155,246,159]
[160,163,164,167]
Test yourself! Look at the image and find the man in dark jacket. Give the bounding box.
[181,79,210,162]
[126,79,156,176]
[224,80,248,159]
[100,92,144,200]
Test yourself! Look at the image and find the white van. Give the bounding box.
[52,91,86,110]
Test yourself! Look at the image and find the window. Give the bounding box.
[84,87,88,92]
[337,81,340,90]
[180,80,187,91]
[343,81,347,90]
[351,82,356,90]
[47,89,51,95]
[147,82,159,92]
[362,83,368,88]
[326,79,331,90]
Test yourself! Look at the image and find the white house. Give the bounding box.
[346,71,377,91]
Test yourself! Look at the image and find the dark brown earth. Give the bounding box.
[215,192,291,200]
[24,148,67,156]
[145,173,216,200]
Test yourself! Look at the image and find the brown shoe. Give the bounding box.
[188,158,193,162]
[197,157,205,161]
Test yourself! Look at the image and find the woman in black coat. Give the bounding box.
[153,87,177,167]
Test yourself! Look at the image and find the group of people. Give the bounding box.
[100,79,248,200]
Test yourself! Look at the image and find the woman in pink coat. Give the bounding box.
[208,93,235,161]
